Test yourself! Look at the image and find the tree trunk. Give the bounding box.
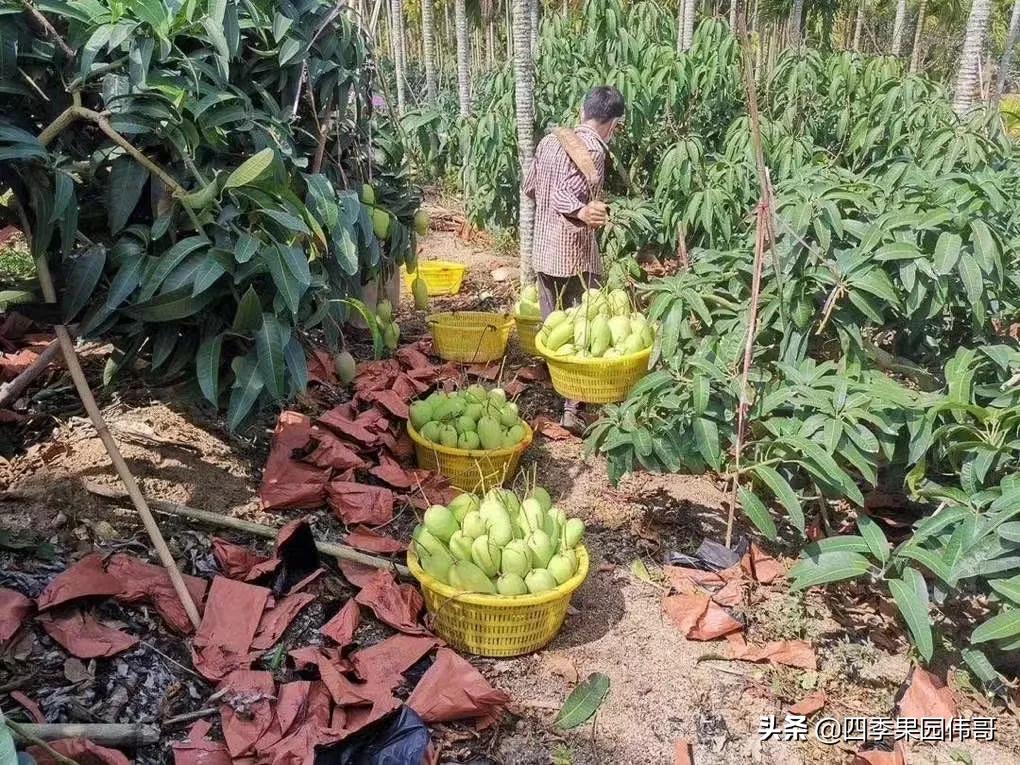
[995,0,1020,100]
[729,0,737,30]
[512,0,536,286]
[909,0,927,72]
[751,0,759,33]
[853,2,864,52]
[421,0,438,103]
[506,0,513,57]
[530,0,539,59]
[455,0,471,116]
[788,0,803,47]
[952,0,991,115]
[677,0,684,53]
[891,0,906,56]
[486,19,496,66]
[390,0,407,114]
[682,0,697,50]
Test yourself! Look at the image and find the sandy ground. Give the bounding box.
[1,215,1018,764]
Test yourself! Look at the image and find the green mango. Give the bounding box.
[461,511,486,539]
[496,573,529,595]
[448,530,474,561]
[545,321,573,351]
[499,403,519,427]
[449,560,496,594]
[525,568,558,594]
[420,420,442,443]
[548,554,576,585]
[424,505,458,542]
[439,424,458,448]
[506,423,525,445]
[409,401,432,430]
[448,493,479,521]
[529,486,553,511]
[470,534,501,577]
[457,431,480,450]
[455,414,477,434]
[564,518,585,548]
[477,415,503,450]
[501,540,532,577]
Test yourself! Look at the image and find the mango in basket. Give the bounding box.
[411,387,527,451]
[536,286,654,359]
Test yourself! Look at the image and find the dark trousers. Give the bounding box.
[536,272,601,415]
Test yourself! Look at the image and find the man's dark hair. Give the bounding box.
[582,86,625,123]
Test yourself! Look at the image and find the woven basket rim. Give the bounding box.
[535,334,653,366]
[428,310,514,329]
[407,544,589,607]
[403,259,466,273]
[407,419,533,459]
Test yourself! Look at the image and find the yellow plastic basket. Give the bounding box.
[428,311,513,364]
[535,335,652,404]
[408,545,589,657]
[407,420,532,492]
[402,260,467,296]
[514,313,541,356]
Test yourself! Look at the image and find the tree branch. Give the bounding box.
[18,0,75,59]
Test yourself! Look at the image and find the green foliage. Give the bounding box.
[0,0,421,428]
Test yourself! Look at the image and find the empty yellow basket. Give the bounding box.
[407,545,590,657]
[402,260,466,296]
[428,311,513,363]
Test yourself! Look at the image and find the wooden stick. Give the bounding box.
[84,482,412,578]
[162,708,216,727]
[11,722,159,747]
[0,335,63,407]
[11,200,203,631]
[5,718,80,765]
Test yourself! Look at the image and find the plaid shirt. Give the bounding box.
[523,125,607,278]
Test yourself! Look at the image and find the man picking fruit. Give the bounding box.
[523,85,625,435]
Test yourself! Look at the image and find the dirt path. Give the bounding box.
[0,219,1017,764]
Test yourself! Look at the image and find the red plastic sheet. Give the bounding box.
[367,452,418,490]
[354,569,426,635]
[192,576,271,681]
[211,538,278,582]
[326,481,395,525]
[106,554,208,634]
[406,648,510,723]
[350,634,440,689]
[260,412,330,511]
[218,670,277,758]
[39,609,139,659]
[10,689,46,723]
[0,587,33,642]
[320,599,360,648]
[301,427,369,472]
[28,738,132,765]
[317,407,379,446]
[36,553,121,610]
[251,592,317,650]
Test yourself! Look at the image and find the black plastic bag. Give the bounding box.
[315,706,430,765]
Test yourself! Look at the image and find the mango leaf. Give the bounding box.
[932,232,962,275]
[789,550,872,590]
[856,515,889,565]
[888,567,933,662]
[255,313,287,400]
[108,158,149,233]
[693,417,722,471]
[227,352,265,431]
[233,286,263,332]
[284,334,308,395]
[196,332,224,405]
[125,286,216,322]
[989,576,1020,605]
[223,148,275,189]
[961,648,1001,687]
[555,672,610,730]
[971,609,1020,644]
[752,464,804,534]
[62,245,107,321]
[738,485,777,540]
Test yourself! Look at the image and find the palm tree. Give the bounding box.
[853,1,865,51]
[682,0,697,50]
[530,0,539,59]
[952,0,991,115]
[512,0,535,284]
[909,0,928,72]
[422,0,438,103]
[390,0,408,114]
[729,0,738,30]
[455,0,471,116]
[891,0,907,56]
[995,0,1020,100]
[789,0,804,47]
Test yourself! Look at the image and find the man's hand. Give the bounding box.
[577,201,609,228]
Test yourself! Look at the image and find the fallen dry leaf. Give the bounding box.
[729,640,817,670]
[351,634,441,689]
[0,587,33,642]
[531,415,573,441]
[320,599,360,648]
[516,365,548,382]
[172,719,232,765]
[897,667,956,721]
[251,592,316,650]
[354,569,427,635]
[407,647,510,723]
[192,576,270,681]
[789,690,827,716]
[851,743,907,765]
[317,406,380,446]
[368,452,418,489]
[543,655,579,684]
[106,553,208,634]
[211,538,278,582]
[38,609,139,659]
[663,593,743,641]
[740,544,785,584]
[36,553,122,611]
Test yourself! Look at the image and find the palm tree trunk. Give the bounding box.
[390,0,408,114]
[952,0,991,116]
[909,0,927,72]
[788,0,803,48]
[682,0,697,50]
[891,0,906,56]
[455,0,471,116]
[530,0,539,58]
[486,19,496,66]
[676,0,684,53]
[421,0,438,103]
[512,0,535,285]
[853,2,864,51]
[751,0,759,33]
[506,0,513,57]
[995,0,1020,100]
[729,0,737,30]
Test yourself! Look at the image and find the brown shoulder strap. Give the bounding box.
[553,127,598,188]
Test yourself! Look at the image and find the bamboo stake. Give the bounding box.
[10,723,159,748]
[5,719,80,765]
[11,199,202,632]
[84,482,412,578]
[0,332,70,408]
